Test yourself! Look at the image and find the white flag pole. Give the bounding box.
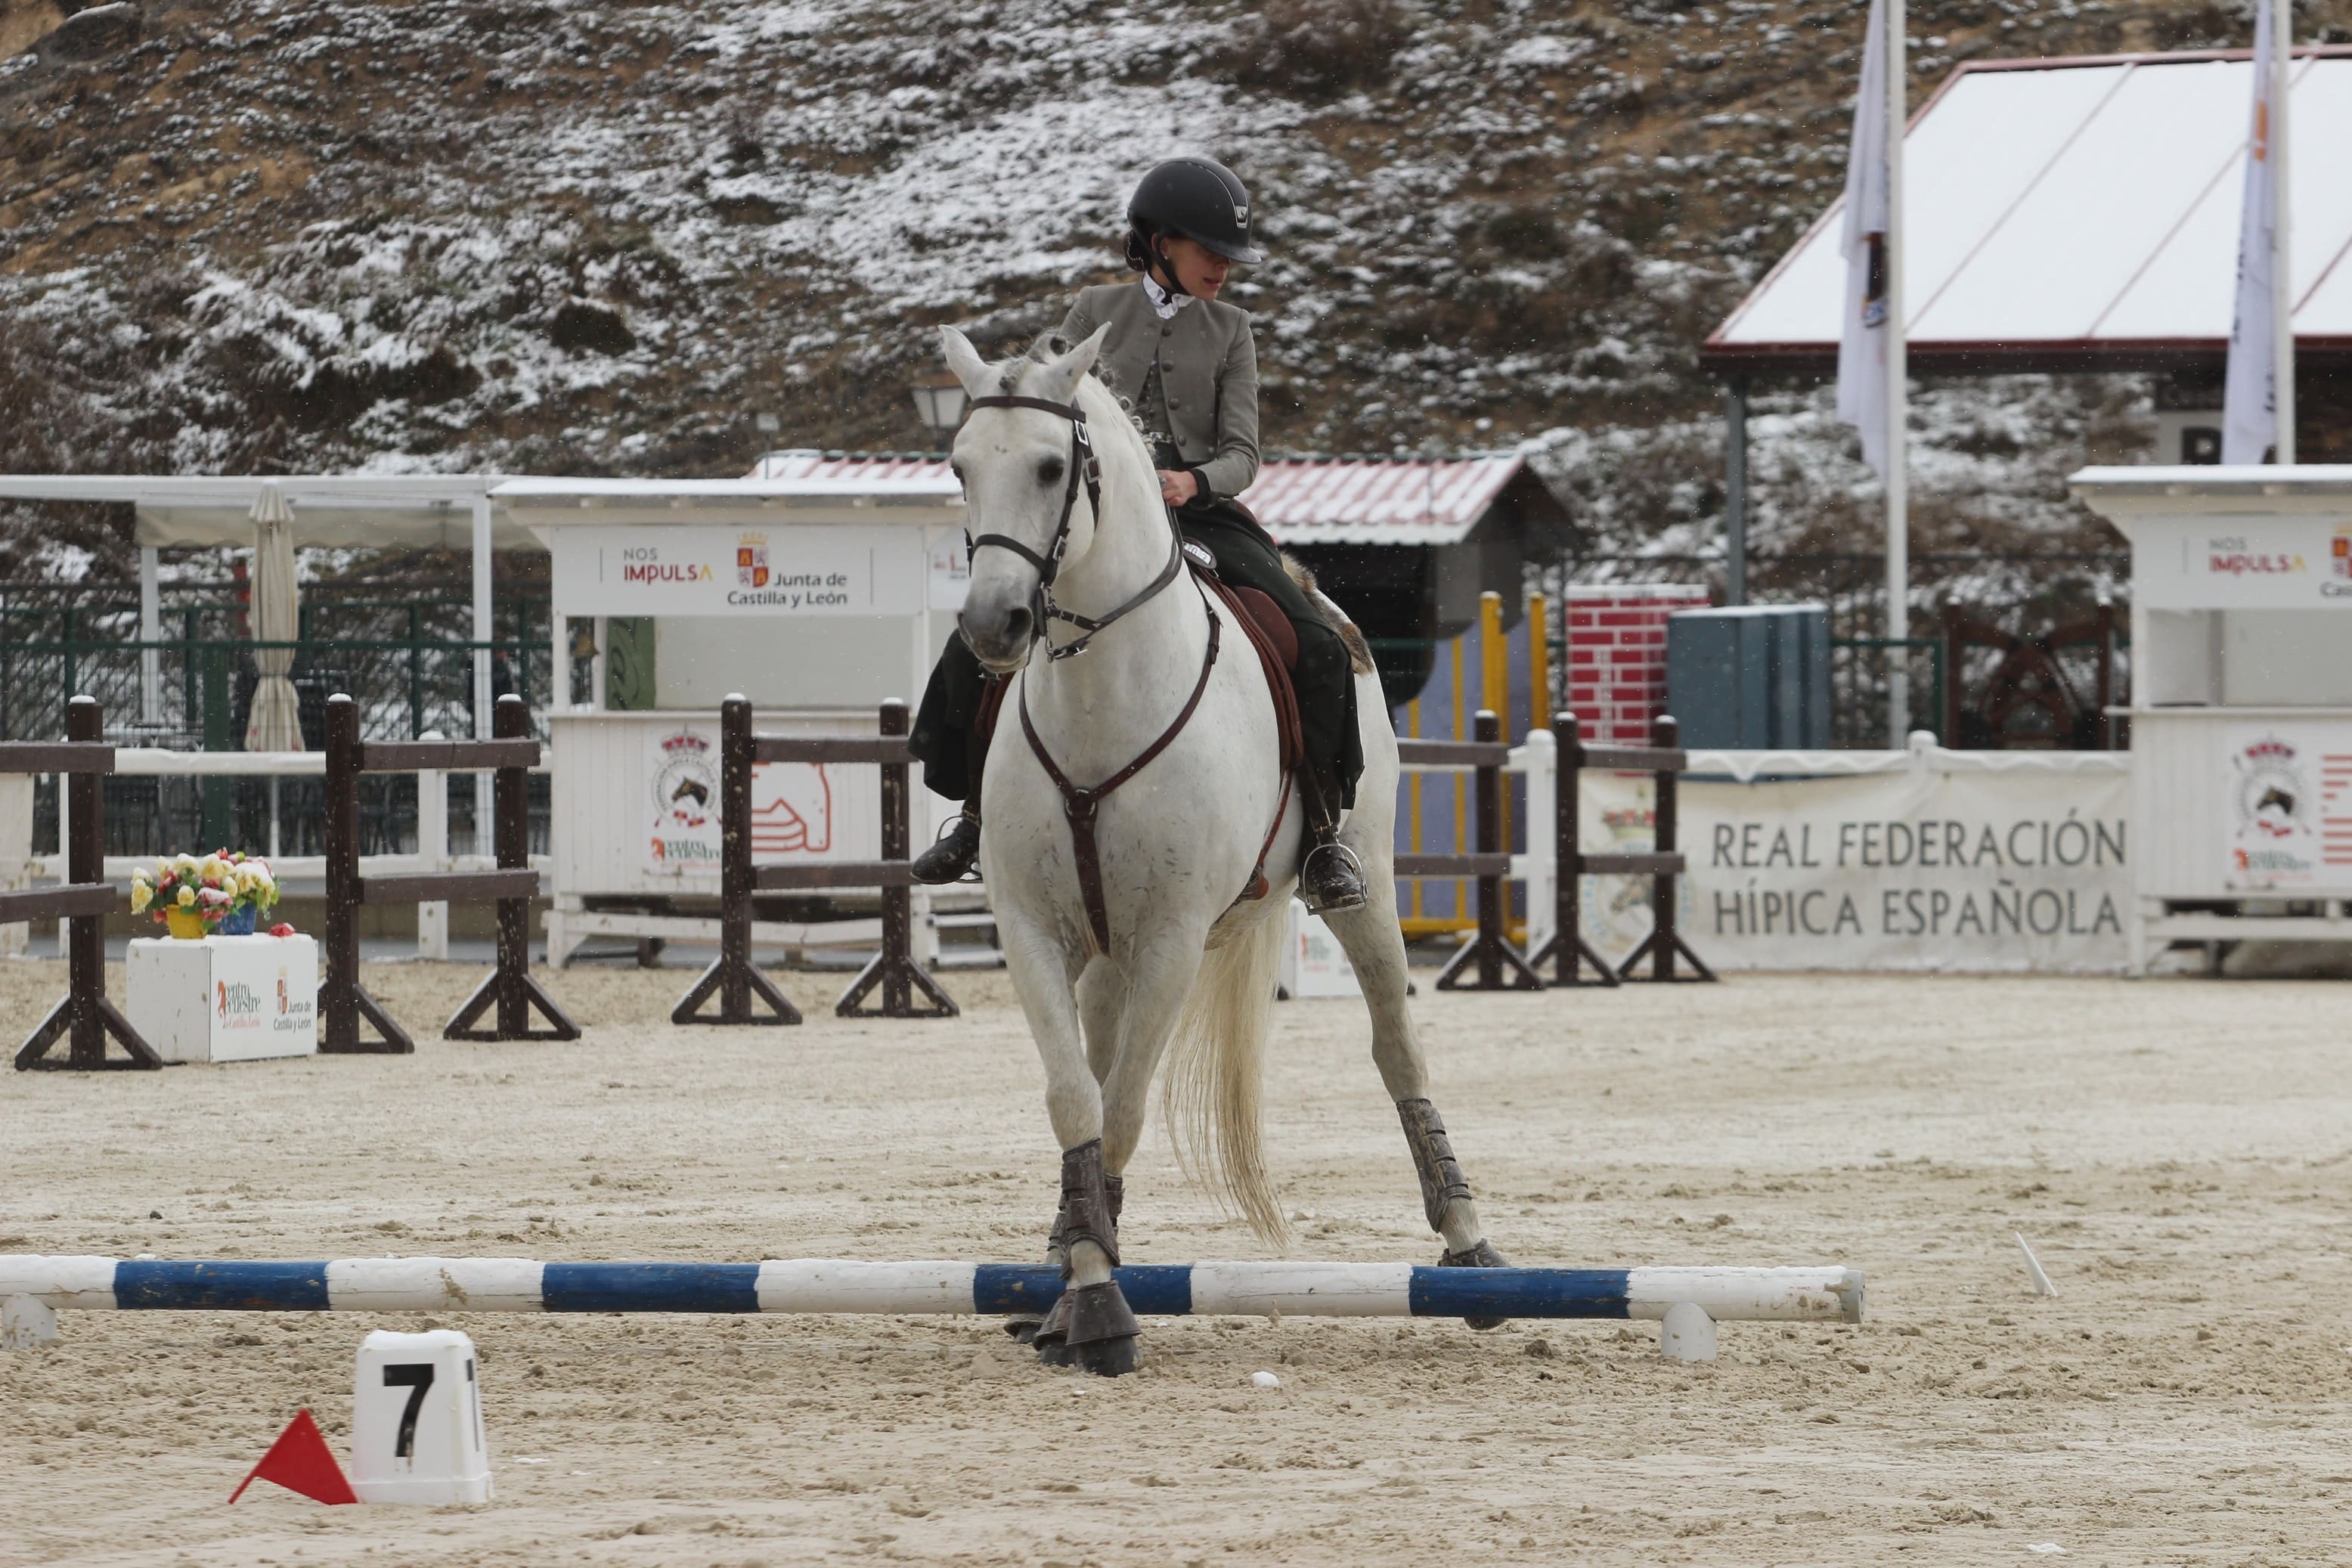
[2271,0,2295,464]
[1884,0,1910,745]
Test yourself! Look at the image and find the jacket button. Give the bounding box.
[1167,398,1181,409]
[1161,325,1173,336]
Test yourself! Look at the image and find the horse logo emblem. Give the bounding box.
[2228,731,2320,885]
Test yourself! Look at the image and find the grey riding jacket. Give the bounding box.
[1055,281,1261,503]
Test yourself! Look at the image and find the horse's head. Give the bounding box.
[940,324,1111,673]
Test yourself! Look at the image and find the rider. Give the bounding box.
[908,155,1369,914]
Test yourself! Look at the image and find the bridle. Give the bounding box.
[958,388,1289,955]
[962,394,1182,662]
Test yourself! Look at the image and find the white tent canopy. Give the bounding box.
[0,473,538,550]
[1706,48,2352,374]
[0,472,522,756]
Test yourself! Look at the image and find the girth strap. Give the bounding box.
[1020,604,1222,954]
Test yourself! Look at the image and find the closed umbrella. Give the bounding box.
[243,482,304,752]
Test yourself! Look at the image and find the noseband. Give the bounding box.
[962,394,1182,662]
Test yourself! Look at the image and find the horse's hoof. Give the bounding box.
[1033,1333,1074,1367]
[1004,1315,1043,1343]
[1071,1333,1141,1377]
[1439,1238,1511,1331]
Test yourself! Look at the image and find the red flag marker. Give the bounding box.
[228,1408,358,1506]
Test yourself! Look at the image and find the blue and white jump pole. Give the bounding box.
[1,1257,1860,1360]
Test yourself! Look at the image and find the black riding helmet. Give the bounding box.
[1124,156,1265,290]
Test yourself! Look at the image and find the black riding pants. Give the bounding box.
[910,498,1364,808]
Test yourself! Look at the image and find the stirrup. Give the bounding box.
[1300,838,1368,916]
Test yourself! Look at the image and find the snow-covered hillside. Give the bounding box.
[2,0,2345,583]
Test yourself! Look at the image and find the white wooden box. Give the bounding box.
[1279,900,1362,1000]
[126,934,318,1063]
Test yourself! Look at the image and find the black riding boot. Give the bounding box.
[911,807,981,885]
[1297,761,1368,915]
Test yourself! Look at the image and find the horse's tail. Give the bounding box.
[1162,912,1290,1250]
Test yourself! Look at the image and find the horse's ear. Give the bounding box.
[1034,322,1111,402]
[938,327,990,395]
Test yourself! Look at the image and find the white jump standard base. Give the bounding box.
[125,934,318,1063]
[0,1257,1864,1362]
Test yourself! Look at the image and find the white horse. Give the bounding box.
[942,324,1507,1376]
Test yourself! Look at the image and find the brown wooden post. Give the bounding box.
[321,693,360,1052]
[1473,709,1504,989]
[1432,711,1544,992]
[493,693,529,1037]
[444,698,579,1043]
[1556,711,1580,984]
[13,696,163,1071]
[837,699,959,1019]
[719,694,753,1021]
[2095,600,2115,751]
[64,695,104,1068]
[671,694,798,1024]
[1523,710,1619,987]
[878,699,912,1016]
[1941,610,1963,751]
[1651,714,1681,983]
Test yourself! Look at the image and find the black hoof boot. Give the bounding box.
[1004,1315,1043,1343]
[1063,1281,1142,1377]
[1029,1290,1075,1363]
[912,813,981,885]
[1071,1332,1141,1377]
[1300,838,1368,915]
[1439,1238,1512,1331]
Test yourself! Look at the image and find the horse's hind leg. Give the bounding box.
[1322,875,1512,1328]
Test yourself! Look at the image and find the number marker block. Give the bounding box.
[350,1329,492,1504]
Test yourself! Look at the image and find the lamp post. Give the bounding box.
[910,378,968,447]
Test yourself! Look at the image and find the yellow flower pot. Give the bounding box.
[165,908,209,940]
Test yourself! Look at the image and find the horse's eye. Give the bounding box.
[1038,456,1065,485]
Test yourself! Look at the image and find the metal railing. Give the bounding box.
[0,634,553,751]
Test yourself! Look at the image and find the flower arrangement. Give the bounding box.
[131,851,280,938]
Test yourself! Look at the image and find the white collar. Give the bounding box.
[1142,271,1191,319]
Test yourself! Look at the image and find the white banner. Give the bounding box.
[550,525,924,618]
[1579,751,2132,973]
[2130,517,2352,610]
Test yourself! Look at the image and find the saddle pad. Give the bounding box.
[1197,569,1303,776]
[1226,586,1299,671]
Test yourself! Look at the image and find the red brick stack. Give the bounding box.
[1562,585,1710,743]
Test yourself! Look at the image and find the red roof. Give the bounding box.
[747,450,1540,546]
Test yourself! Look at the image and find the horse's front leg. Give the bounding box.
[1322,885,1512,1328]
[1003,961,1130,1345]
[1046,940,1209,1377]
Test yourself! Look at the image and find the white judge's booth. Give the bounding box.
[2073,466,2352,970]
[494,466,976,964]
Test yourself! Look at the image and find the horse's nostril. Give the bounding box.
[1002,606,1032,645]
